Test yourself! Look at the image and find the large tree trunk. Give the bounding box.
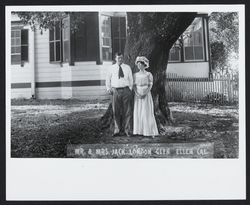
[100,12,197,132]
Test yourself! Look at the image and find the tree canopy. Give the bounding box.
[209,12,239,76]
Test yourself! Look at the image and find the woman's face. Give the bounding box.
[137,61,145,70]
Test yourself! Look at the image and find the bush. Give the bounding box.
[203,92,228,104]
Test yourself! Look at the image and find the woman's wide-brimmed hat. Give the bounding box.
[135,56,149,68]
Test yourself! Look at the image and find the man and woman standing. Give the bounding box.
[106,53,159,137]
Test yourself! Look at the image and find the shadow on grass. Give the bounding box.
[11,105,238,158]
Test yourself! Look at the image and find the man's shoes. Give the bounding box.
[125,132,132,137]
[112,132,120,137]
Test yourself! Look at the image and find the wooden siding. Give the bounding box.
[12,88,32,99]
[167,62,209,78]
[34,29,111,99]
[11,25,34,99]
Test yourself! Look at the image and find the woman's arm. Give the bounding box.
[133,84,143,98]
[133,74,142,98]
[141,72,153,98]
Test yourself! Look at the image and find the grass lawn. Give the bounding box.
[11,99,239,158]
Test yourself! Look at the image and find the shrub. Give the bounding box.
[203,92,228,104]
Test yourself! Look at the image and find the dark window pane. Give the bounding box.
[15,30,21,37]
[49,28,54,41]
[75,36,85,61]
[85,13,98,61]
[112,39,120,55]
[15,46,21,54]
[194,46,203,60]
[11,31,15,37]
[121,39,126,53]
[56,41,61,61]
[11,47,15,53]
[119,17,126,38]
[50,42,54,61]
[111,16,126,58]
[75,22,86,61]
[21,29,28,45]
[11,54,21,64]
[184,47,194,60]
[55,23,61,40]
[16,38,21,46]
[63,40,70,62]
[169,47,180,61]
[111,17,119,38]
[21,45,28,61]
[102,47,112,61]
[193,31,202,45]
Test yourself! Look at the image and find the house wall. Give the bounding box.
[167,62,209,78]
[10,13,211,100]
[11,25,34,99]
[34,29,110,99]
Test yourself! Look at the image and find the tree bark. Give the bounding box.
[100,12,197,132]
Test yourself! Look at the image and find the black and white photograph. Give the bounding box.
[5,3,246,201]
[9,9,240,158]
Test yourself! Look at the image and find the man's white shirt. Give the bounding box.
[106,63,133,91]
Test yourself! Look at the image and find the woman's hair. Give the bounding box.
[137,61,147,67]
[135,56,149,68]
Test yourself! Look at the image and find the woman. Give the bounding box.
[133,56,159,137]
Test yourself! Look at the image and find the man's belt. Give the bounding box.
[113,86,128,90]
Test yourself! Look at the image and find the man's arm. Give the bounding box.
[128,66,133,90]
[106,69,112,94]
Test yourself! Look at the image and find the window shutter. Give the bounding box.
[74,22,86,61]
[21,29,29,61]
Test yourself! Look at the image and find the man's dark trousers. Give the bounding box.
[112,87,132,135]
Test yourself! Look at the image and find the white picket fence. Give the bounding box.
[165,73,238,104]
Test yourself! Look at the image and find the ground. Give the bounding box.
[11,99,239,158]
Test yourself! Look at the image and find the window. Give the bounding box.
[111,17,126,55]
[169,43,181,62]
[100,15,127,61]
[49,21,61,62]
[183,17,204,61]
[48,13,126,64]
[168,17,205,63]
[11,27,28,64]
[101,15,112,61]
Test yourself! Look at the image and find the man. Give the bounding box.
[106,52,133,137]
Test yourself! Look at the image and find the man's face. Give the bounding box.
[116,55,123,65]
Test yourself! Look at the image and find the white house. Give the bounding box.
[10,12,211,99]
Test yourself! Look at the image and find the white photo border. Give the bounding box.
[6,4,246,200]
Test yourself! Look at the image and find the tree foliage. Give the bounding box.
[209,12,239,76]
[12,12,87,33]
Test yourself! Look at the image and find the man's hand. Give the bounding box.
[107,89,113,95]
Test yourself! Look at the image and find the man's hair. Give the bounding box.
[115,52,123,58]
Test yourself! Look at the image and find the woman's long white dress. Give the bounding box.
[133,71,159,136]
